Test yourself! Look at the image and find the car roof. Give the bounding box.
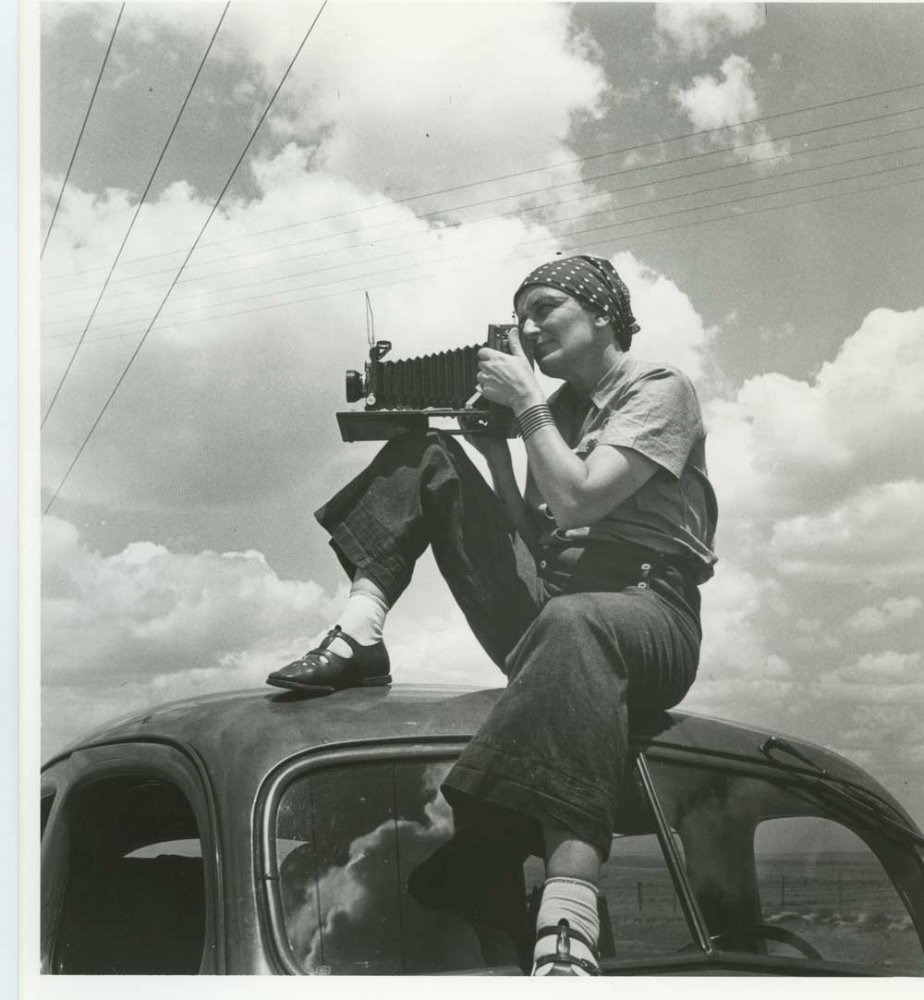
[43,683,917,830]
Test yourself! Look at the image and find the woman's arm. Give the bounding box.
[518,431,658,529]
[476,331,659,529]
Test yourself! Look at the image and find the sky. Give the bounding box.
[32,0,924,840]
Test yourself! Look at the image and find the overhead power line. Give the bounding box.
[42,172,924,353]
[42,158,924,349]
[41,3,125,259]
[45,133,924,342]
[40,102,924,313]
[41,2,232,430]
[45,116,924,328]
[43,1,330,516]
[42,78,924,283]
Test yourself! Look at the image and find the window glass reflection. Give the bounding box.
[275,760,522,974]
[274,757,692,974]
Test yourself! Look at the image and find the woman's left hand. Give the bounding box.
[477,327,544,414]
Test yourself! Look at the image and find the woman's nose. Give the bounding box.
[521,316,540,336]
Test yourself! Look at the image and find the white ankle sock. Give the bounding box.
[532,877,600,975]
[327,588,389,657]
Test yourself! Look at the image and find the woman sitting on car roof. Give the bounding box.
[267,253,718,976]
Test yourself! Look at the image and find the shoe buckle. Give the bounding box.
[555,919,570,962]
[318,625,342,651]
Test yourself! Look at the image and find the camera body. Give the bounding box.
[337,324,533,442]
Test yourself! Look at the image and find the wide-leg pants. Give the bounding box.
[315,431,702,857]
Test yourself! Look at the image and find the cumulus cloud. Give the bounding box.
[283,2,608,201]
[74,1,608,209]
[41,514,334,748]
[823,651,924,705]
[609,251,716,382]
[655,3,765,58]
[683,561,795,722]
[670,55,788,166]
[705,307,924,524]
[769,481,924,581]
[672,54,758,128]
[847,596,923,633]
[39,516,500,756]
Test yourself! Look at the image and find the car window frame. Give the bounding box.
[639,744,924,975]
[40,738,224,974]
[257,738,722,976]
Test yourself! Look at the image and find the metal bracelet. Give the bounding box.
[516,403,555,440]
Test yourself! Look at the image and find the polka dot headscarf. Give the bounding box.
[513,254,641,349]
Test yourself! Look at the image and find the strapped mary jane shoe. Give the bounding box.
[531,919,600,976]
[266,625,391,695]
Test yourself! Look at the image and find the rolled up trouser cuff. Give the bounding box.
[322,529,412,605]
[443,743,617,860]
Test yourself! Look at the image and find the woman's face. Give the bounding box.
[514,284,606,381]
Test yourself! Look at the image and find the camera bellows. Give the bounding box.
[369,345,481,409]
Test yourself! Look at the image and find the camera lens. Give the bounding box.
[345,370,365,402]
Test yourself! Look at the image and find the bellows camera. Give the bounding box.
[337,325,535,442]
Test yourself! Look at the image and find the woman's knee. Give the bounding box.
[533,593,601,638]
[507,595,620,681]
[377,428,473,477]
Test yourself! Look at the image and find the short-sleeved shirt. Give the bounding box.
[523,356,718,582]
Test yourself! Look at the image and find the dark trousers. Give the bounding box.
[316,432,702,857]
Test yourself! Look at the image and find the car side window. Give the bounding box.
[275,758,522,975]
[754,817,924,972]
[272,754,695,974]
[647,757,924,973]
[48,775,206,974]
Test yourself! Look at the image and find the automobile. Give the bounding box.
[40,683,924,976]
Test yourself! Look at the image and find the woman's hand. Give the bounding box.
[476,327,544,415]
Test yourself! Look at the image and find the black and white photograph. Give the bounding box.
[27,0,924,987]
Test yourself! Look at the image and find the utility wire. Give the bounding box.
[43,1,329,515]
[41,2,231,429]
[42,78,924,283]
[40,102,924,307]
[42,138,924,337]
[43,116,924,325]
[43,159,924,348]
[41,3,125,259]
[571,174,924,259]
[44,172,924,352]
